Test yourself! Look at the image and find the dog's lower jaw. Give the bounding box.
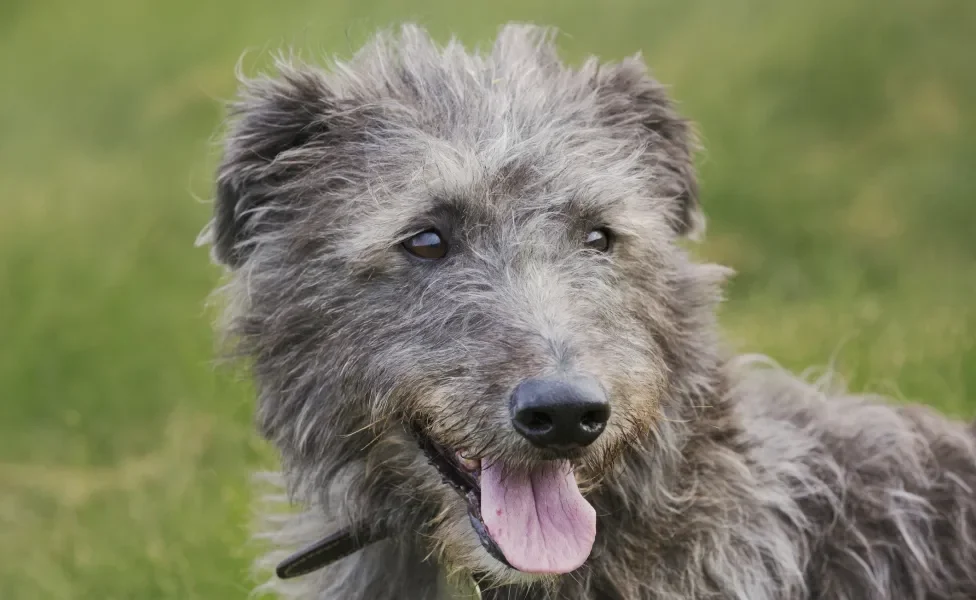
[428,491,552,588]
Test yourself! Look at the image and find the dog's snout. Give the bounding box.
[509,376,610,449]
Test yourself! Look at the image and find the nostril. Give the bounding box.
[520,410,554,432]
[579,410,607,432]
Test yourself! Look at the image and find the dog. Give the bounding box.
[201,23,976,599]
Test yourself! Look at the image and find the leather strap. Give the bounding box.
[275,522,388,580]
[275,525,522,597]
[277,425,491,582]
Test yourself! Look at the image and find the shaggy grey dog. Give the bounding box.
[201,24,976,600]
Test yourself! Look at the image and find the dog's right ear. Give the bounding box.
[204,62,337,269]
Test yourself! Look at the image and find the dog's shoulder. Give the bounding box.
[726,356,975,484]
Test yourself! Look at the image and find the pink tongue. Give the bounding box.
[480,459,596,574]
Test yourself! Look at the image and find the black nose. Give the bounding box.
[510,376,610,450]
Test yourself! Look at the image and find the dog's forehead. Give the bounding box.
[356,100,652,221]
[315,34,679,257]
[323,92,672,267]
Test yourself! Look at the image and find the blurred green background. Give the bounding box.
[1,0,973,597]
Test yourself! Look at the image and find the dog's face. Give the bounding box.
[208,25,708,583]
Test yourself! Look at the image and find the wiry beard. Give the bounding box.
[267,404,642,587]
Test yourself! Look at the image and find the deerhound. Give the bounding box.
[200,23,976,600]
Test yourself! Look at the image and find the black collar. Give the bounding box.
[275,522,388,579]
[280,520,543,600]
[275,526,515,598]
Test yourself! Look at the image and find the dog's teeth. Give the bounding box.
[456,451,481,472]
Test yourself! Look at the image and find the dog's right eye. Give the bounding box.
[402,230,449,260]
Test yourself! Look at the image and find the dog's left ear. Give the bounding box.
[594,57,705,240]
[201,61,338,269]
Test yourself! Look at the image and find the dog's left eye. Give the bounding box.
[402,229,449,260]
[584,229,612,253]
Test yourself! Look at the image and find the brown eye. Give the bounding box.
[584,228,611,252]
[402,229,449,260]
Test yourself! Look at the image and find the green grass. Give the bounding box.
[1,0,973,597]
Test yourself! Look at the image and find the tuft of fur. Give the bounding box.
[204,24,976,600]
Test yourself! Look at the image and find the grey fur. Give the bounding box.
[203,24,976,600]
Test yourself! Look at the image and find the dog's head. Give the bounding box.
[206,24,725,584]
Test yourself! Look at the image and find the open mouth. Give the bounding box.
[273,424,599,581]
[413,425,597,575]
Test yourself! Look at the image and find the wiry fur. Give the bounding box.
[202,24,976,599]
